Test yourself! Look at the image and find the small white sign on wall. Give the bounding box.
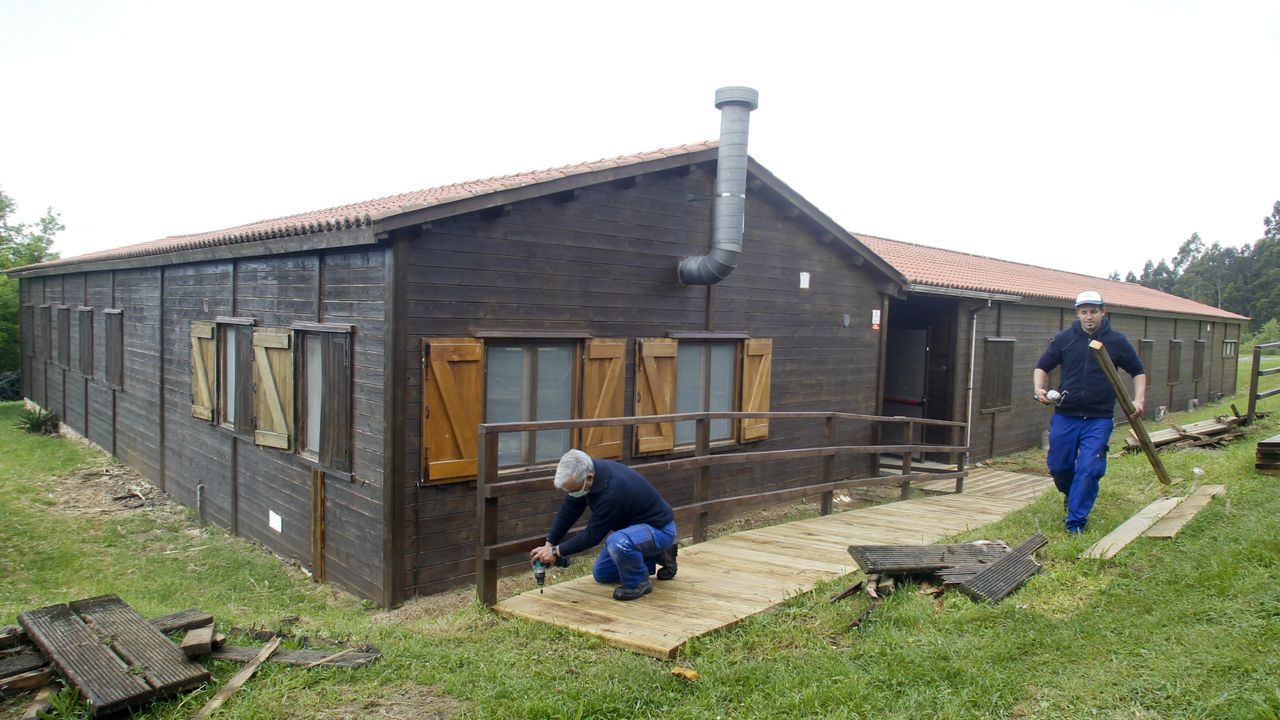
[268,510,282,533]
[872,309,881,331]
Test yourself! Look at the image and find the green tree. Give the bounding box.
[1,188,62,373]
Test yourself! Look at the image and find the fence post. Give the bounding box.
[1247,344,1262,424]
[694,417,710,543]
[820,415,834,515]
[953,422,966,494]
[899,420,914,500]
[476,426,499,607]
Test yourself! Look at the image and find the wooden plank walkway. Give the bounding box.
[495,469,1052,658]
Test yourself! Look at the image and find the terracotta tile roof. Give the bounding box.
[21,142,718,272]
[856,233,1248,321]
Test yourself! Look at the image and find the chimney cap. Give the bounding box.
[715,86,759,111]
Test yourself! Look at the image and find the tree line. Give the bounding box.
[0,188,60,378]
[1115,200,1280,336]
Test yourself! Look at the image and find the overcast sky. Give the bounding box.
[3,0,1278,279]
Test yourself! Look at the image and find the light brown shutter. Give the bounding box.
[422,338,485,482]
[740,338,773,441]
[252,328,294,450]
[190,321,216,421]
[580,338,625,459]
[634,337,677,454]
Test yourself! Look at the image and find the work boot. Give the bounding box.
[656,544,678,581]
[613,579,653,601]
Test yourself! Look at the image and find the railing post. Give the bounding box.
[953,422,966,494]
[899,420,914,500]
[1247,344,1262,424]
[820,415,834,515]
[476,425,499,607]
[694,417,710,543]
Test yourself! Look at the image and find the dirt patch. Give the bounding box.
[313,683,467,719]
[39,460,186,521]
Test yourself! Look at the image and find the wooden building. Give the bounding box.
[858,234,1248,461]
[10,137,918,606]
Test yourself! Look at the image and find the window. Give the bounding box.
[1138,339,1154,374]
[675,342,736,446]
[218,321,254,434]
[980,337,1015,412]
[1168,340,1183,384]
[297,328,352,471]
[56,306,70,367]
[105,310,123,388]
[1223,339,1237,358]
[1192,339,1206,381]
[486,343,574,467]
[78,308,93,377]
[39,306,51,360]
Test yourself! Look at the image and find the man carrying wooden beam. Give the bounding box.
[530,450,678,601]
[1034,291,1147,534]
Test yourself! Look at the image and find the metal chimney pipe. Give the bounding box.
[678,86,759,285]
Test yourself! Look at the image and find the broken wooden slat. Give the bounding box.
[1144,485,1226,539]
[69,595,209,696]
[180,625,215,658]
[150,609,214,635]
[0,668,54,698]
[956,534,1047,603]
[0,626,24,650]
[210,645,380,668]
[0,649,47,679]
[191,637,281,720]
[846,541,1010,574]
[21,685,57,720]
[1080,497,1183,560]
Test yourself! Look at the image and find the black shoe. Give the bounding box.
[656,544,678,581]
[613,579,653,601]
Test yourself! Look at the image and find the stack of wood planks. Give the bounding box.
[1125,416,1245,453]
[0,594,379,717]
[1080,485,1226,560]
[1256,433,1280,474]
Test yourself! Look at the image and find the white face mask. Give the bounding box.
[567,478,591,498]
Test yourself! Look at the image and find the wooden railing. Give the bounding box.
[474,411,967,606]
[1246,341,1280,424]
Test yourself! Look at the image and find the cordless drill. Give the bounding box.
[532,555,570,593]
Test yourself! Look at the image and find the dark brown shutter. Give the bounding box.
[580,338,625,459]
[190,321,216,421]
[252,328,294,449]
[422,338,485,482]
[320,333,352,471]
[105,310,123,388]
[633,338,677,454]
[740,338,773,441]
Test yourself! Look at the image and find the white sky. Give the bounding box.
[2,0,1278,279]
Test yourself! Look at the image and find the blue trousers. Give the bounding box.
[1047,414,1113,531]
[592,520,677,589]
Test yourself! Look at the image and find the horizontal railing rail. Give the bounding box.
[475,410,967,606]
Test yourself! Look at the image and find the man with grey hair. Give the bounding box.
[530,449,678,600]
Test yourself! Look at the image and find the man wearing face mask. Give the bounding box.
[530,449,678,601]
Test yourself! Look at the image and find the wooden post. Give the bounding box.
[820,416,834,515]
[694,417,710,543]
[476,426,499,606]
[1088,340,1172,485]
[953,423,966,494]
[899,420,914,499]
[1246,343,1262,424]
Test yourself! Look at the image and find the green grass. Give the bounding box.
[2,397,1280,719]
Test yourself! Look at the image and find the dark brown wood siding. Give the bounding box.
[112,268,163,481]
[85,272,116,453]
[398,165,887,598]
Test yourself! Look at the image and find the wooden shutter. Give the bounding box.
[740,338,773,441]
[252,327,294,449]
[190,321,216,421]
[422,338,485,482]
[320,333,352,471]
[634,338,677,454]
[580,338,625,459]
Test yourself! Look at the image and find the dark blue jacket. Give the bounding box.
[1036,316,1145,418]
[546,458,674,557]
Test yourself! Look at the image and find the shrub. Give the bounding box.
[14,406,59,435]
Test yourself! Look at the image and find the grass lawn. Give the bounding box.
[2,391,1280,719]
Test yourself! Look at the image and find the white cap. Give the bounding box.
[1074,290,1104,307]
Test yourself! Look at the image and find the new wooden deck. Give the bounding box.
[494,468,1053,658]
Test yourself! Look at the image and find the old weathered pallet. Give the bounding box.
[846,541,1010,575]
[18,595,209,716]
[1144,485,1226,538]
[210,645,380,668]
[956,534,1047,603]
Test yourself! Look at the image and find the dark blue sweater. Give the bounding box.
[1036,317,1145,418]
[546,458,674,557]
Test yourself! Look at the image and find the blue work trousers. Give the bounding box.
[1047,414,1113,531]
[592,520,677,589]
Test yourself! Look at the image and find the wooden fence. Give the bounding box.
[474,410,967,606]
[1246,341,1280,424]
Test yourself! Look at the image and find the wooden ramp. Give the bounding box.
[494,471,1052,658]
